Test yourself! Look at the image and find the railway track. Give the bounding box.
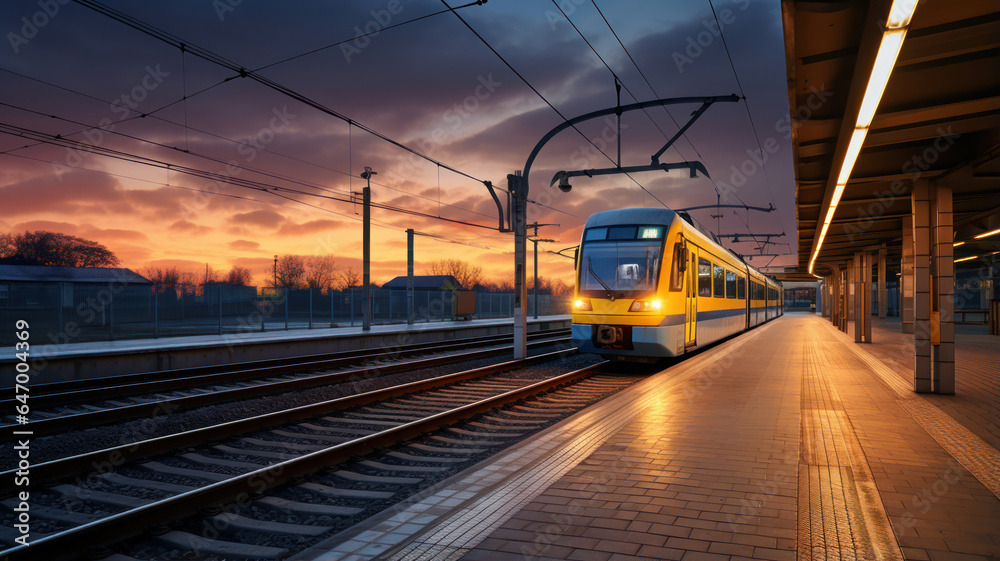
[1,329,570,438]
[0,352,640,561]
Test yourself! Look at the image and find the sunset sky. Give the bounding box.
[0,0,796,287]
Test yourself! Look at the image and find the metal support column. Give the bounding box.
[901,215,915,334]
[912,180,933,392]
[509,171,527,359]
[933,183,955,394]
[830,271,838,326]
[878,243,887,319]
[853,254,863,342]
[855,251,872,343]
[841,266,849,333]
[406,228,414,325]
[533,238,539,320]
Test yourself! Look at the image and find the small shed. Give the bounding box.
[0,264,150,309]
[382,275,464,291]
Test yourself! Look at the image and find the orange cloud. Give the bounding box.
[228,239,262,251]
[277,219,345,236]
[228,209,285,228]
[169,220,213,234]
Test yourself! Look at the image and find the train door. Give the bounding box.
[685,243,697,347]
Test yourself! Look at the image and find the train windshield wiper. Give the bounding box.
[587,257,616,300]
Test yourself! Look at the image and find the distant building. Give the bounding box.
[381,275,464,291]
[0,264,150,309]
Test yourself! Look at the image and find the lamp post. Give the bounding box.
[273,255,278,288]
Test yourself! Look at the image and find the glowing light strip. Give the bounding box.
[973,228,1000,239]
[808,0,918,275]
[954,255,978,263]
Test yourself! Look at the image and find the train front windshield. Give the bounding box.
[579,225,663,297]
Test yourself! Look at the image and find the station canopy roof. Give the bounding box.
[781,0,1000,280]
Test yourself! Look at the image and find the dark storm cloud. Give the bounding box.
[1,0,797,271]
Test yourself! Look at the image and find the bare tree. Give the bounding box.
[550,277,573,296]
[335,265,361,290]
[275,254,306,288]
[225,265,254,286]
[304,255,337,289]
[140,266,182,292]
[425,259,483,290]
[484,275,514,292]
[0,230,119,267]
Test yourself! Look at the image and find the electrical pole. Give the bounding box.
[508,171,527,359]
[273,255,277,288]
[527,222,557,320]
[361,166,375,331]
[406,228,414,325]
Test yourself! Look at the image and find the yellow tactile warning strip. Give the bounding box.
[798,335,902,560]
[822,320,1000,499]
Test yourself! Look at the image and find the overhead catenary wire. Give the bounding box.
[591,0,777,248]
[71,0,493,192]
[0,68,521,223]
[706,0,787,239]
[439,0,670,209]
[252,1,486,73]
[0,121,512,238]
[0,149,501,252]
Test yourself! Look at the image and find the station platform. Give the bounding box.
[6,316,571,384]
[297,312,1000,561]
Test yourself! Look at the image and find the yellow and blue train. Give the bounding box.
[571,208,782,361]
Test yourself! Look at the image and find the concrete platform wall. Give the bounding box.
[7,317,570,385]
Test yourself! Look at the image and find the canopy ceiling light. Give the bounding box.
[809,0,919,274]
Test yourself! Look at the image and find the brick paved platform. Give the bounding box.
[298,313,1000,561]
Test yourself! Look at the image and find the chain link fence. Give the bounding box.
[0,282,570,347]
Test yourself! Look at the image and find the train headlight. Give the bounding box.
[573,299,592,311]
[628,299,662,312]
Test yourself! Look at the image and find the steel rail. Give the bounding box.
[0,347,579,493]
[0,328,569,409]
[0,359,603,561]
[0,333,570,438]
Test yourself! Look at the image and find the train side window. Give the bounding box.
[669,243,684,291]
[725,270,737,299]
[698,258,711,296]
[737,276,745,299]
[713,264,724,298]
